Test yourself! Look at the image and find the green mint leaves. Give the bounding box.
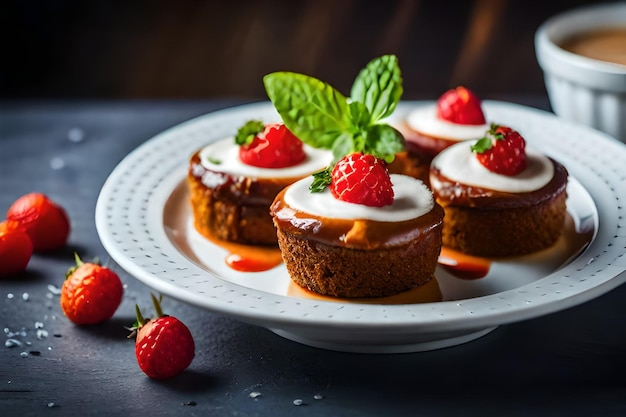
[235,120,265,146]
[309,167,333,193]
[470,137,493,154]
[263,72,352,151]
[351,54,403,123]
[263,55,405,164]
[471,123,503,154]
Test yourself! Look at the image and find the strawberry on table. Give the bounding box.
[236,121,306,168]
[130,294,195,379]
[471,124,527,176]
[0,220,33,278]
[60,254,124,325]
[6,192,70,252]
[436,86,486,125]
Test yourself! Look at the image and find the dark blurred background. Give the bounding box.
[0,0,613,101]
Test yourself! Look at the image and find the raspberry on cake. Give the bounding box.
[188,121,332,245]
[430,124,569,257]
[237,121,306,168]
[330,153,394,207]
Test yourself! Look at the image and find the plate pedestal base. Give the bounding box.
[270,326,498,354]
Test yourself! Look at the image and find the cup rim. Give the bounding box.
[535,2,626,90]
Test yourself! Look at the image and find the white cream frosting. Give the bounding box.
[431,140,554,193]
[282,174,435,222]
[198,137,333,179]
[406,105,489,141]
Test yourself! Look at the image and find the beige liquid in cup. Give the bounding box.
[560,27,626,66]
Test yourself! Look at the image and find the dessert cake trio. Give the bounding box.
[187,55,569,299]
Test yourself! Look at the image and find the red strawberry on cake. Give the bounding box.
[430,123,568,257]
[265,55,444,298]
[330,153,394,207]
[436,86,486,125]
[237,121,307,168]
[471,124,527,176]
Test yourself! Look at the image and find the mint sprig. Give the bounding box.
[235,120,265,146]
[262,72,352,152]
[263,55,405,166]
[471,123,503,154]
[350,54,403,122]
[309,167,333,193]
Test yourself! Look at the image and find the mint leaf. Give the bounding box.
[364,124,405,163]
[331,133,356,164]
[471,137,493,154]
[348,101,371,131]
[263,72,352,149]
[263,55,405,167]
[471,124,503,154]
[309,167,332,193]
[350,55,403,122]
[235,120,264,146]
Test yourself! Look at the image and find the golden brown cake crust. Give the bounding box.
[188,151,298,245]
[271,189,444,298]
[430,159,569,257]
[439,192,567,257]
[276,225,442,298]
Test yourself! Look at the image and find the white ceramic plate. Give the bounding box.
[95,101,626,353]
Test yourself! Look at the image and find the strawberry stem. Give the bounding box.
[151,293,164,318]
[66,252,84,279]
[135,304,146,328]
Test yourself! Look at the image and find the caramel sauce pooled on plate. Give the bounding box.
[195,224,283,272]
[438,247,491,280]
[287,275,443,304]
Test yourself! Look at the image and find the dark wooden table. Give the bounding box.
[1,99,626,417]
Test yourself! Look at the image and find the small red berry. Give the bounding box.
[436,86,486,125]
[132,294,195,379]
[60,254,124,325]
[6,193,70,252]
[471,124,527,176]
[330,153,394,207]
[237,122,306,168]
[0,221,33,278]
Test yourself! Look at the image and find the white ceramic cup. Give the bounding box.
[535,2,626,143]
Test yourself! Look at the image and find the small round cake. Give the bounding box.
[430,127,569,257]
[188,130,332,245]
[396,86,489,159]
[270,170,444,298]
